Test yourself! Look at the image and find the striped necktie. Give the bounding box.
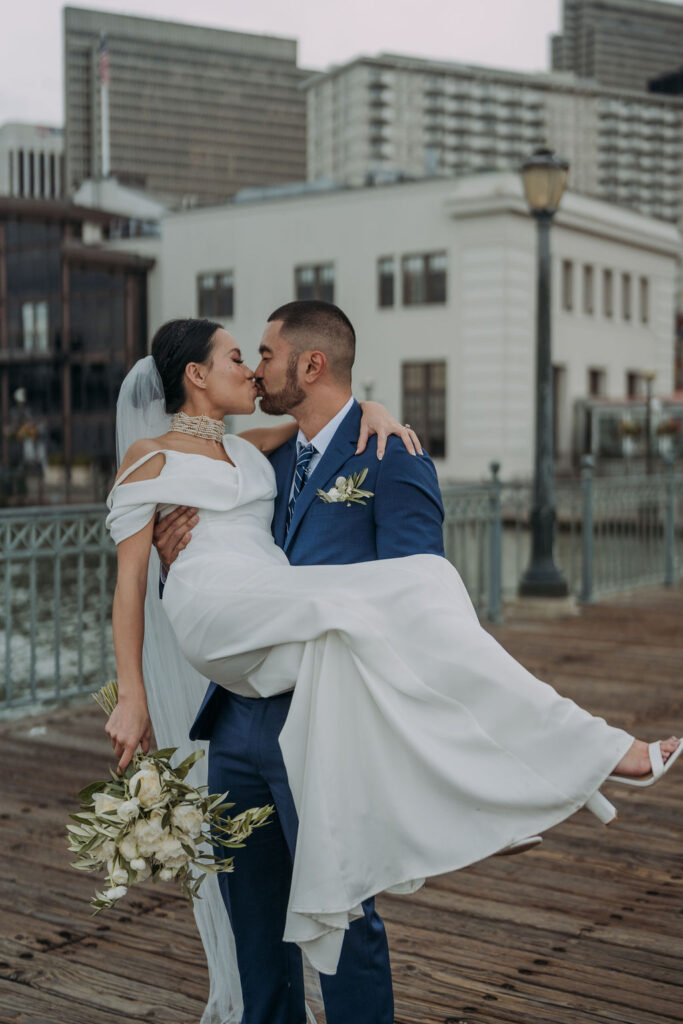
[286,442,316,535]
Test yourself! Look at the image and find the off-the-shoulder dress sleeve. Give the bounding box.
[105,449,167,545]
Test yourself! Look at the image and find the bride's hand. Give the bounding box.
[357,402,423,460]
[153,506,199,572]
[105,695,152,774]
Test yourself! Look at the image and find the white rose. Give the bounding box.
[104,885,127,901]
[156,835,189,866]
[335,476,346,489]
[129,767,163,808]
[92,839,116,865]
[118,833,139,862]
[94,792,123,815]
[327,488,341,500]
[159,868,175,881]
[133,813,167,857]
[171,804,204,837]
[116,798,141,822]
[130,857,148,872]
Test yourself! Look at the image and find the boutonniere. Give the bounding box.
[317,468,374,506]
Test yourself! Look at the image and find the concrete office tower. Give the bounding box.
[305,56,682,227]
[0,124,64,198]
[63,6,307,205]
[551,0,683,93]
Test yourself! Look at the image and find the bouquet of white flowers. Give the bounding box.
[67,680,273,913]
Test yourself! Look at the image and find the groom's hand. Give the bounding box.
[153,506,199,572]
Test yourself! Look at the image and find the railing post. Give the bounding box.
[488,461,503,623]
[581,455,594,604]
[665,453,675,586]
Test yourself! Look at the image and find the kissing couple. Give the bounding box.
[105,299,680,1024]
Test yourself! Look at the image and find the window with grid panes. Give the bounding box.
[401,361,446,457]
[402,252,447,306]
[295,263,335,302]
[197,271,234,317]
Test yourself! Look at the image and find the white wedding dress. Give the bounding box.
[106,433,633,975]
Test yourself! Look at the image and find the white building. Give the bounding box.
[0,123,64,198]
[305,56,683,228]
[111,174,680,481]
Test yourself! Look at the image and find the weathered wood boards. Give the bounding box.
[1,586,681,1024]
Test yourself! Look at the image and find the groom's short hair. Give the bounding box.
[267,300,355,384]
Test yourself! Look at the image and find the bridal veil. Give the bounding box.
[115,356,244,1024]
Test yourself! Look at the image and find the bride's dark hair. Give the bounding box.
[151,318,222,413]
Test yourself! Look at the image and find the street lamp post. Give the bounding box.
[519,148,570,598]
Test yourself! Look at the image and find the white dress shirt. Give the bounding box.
[288,396,355,501]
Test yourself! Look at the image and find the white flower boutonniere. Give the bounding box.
[317,468,374,507]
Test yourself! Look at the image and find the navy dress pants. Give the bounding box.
[207,689,395,1024]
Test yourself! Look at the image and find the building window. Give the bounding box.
[18,149,24,196]
[588,367,606,397]
[401,361,446,457]
[583,264,594,314]
[21,300,49,352]
[295,263,335,302]
[626,371,641,398]
[49,153,56,197]
[639,277,649,324]
[402,252,447,306]
[377,256,394,307]
[603,269,613,318]
[622,273,632,321]
[197,271,234,318]
[562,259,573,311]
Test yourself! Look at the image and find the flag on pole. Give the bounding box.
[99,33,110,85]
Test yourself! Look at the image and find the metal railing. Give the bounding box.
[441,458,683,614]
[2,464,682,714]
[1,505,116,713]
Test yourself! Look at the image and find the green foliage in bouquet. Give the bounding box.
[68,680,273,913]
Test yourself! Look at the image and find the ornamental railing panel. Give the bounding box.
[1,505,116,713]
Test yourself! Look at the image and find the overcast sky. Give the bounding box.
[1,0,571,125]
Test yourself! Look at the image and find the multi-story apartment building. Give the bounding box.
[63,6,307,205]
[305,55,683,228]
[0,124,65,199]
[551,0,683,93]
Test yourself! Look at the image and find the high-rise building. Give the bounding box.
[63,6,307,205]
[0,124,65,199]
[306,56,683,227]
[551,0,683,93]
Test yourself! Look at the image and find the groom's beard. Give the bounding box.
[258,354,306,416]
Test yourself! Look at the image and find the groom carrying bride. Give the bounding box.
[154,299,445,1024]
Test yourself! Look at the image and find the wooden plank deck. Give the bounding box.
[1,586,682,1024]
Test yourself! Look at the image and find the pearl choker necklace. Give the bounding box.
[170,411,226,442]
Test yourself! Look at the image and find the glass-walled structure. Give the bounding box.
[0,198,153,504]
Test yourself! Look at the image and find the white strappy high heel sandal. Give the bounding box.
[584,790,618,825]
[607,739,683,788]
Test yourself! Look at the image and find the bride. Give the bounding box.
[105,316,680,983]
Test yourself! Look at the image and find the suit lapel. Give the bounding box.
[284,401,361,554]
[272,436,297,549]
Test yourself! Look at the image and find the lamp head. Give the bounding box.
[521,147,569,215]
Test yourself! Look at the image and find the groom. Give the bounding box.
[155,300,445,1024]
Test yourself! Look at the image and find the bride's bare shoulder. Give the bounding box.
[115,438,167,484]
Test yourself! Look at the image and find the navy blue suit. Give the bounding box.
[190,401,445,1024]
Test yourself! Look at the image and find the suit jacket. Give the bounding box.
[189,400,445,739]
